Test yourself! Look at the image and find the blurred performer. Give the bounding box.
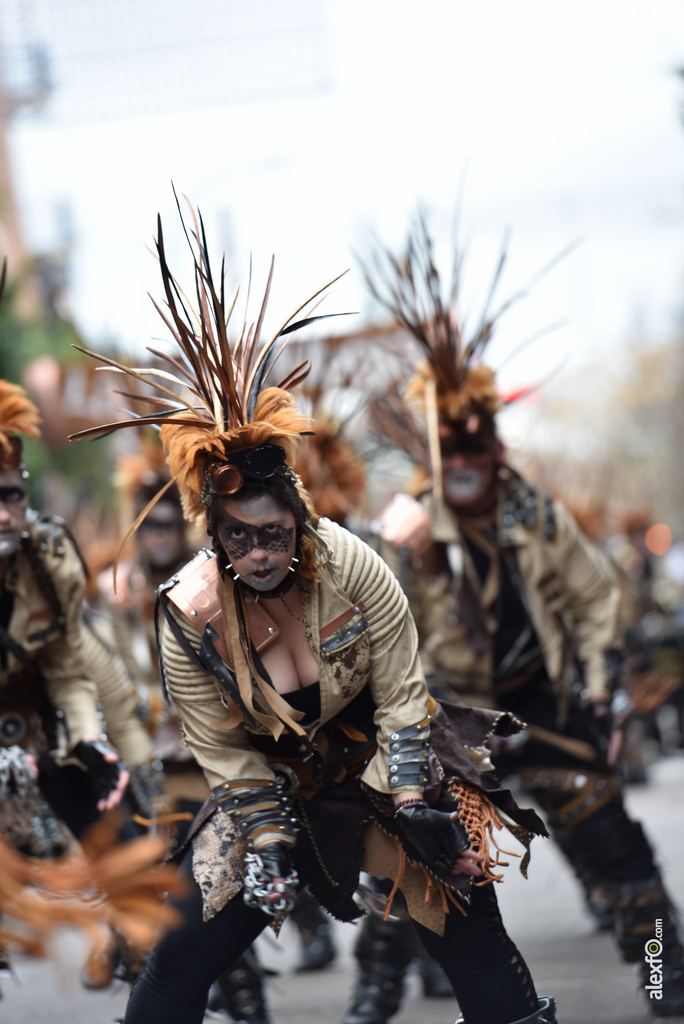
[365,219,684,1018]
[96,440,272,1024]
[0,367,172,989]
[608,511,684,765]
[0,373,135,989]
[81,611,169,834]
[95,441,201,815]
[0,377,128,843]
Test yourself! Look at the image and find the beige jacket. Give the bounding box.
[1,515,101,746]
[407,485,621,706]
[159,519,428,795]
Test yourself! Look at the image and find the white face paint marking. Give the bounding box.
[443,468,486,503]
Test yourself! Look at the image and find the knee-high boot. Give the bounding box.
[206,948,271,1024]
[613,872,684,1017]
[552,799,684,1017]
[342,915,419,1024]
[288,887,336,972]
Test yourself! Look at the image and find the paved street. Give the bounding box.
[2,755,683,1024]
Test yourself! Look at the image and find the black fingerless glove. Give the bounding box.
[393,805,470,874]
[255,841,293,881]
[127,758,169,821]
[73,740,126,803]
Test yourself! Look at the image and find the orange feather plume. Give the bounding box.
[161,387,312,525]
[0,380,42,467]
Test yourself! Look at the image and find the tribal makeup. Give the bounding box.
[220,519,295,562]
[215,494,298,593]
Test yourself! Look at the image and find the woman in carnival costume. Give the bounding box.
[74,200,556,1024]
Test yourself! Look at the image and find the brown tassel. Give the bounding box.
[449,780,521,886]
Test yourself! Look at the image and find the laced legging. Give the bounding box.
[414,881,538,1024]
[123,849,537,1024]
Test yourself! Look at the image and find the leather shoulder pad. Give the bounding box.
[164,549,225,650]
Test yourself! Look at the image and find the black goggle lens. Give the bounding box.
[230,444,286,479]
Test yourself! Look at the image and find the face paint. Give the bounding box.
[441,447,498,513]
[219,519,295,562]
[215,494,297,593]
[443,468,487,503]
[136,502,187,572]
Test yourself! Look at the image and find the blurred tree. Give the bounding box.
[0,265,120,528]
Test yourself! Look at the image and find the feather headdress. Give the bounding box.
[296,422,366,524]
[70,195,347,542]
[362,215,572,493]
[0,822,183,970]
[362,215,504,443]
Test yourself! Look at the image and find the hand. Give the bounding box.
[376,494,434,559]
[393,805,483,877]
[243,841,299,916]
[74,738,130,812]
[585,695,622,768]
[256,840,293,899]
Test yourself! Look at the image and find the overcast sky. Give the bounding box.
[5,0,684,406]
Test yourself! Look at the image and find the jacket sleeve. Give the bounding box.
[38,541,102,746]
[323,523,430,796]
[81,620,153,768]
[549,500,622,697]
[158,607,277,790]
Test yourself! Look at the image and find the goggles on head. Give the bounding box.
[439,413,496,457]
[203,444,287,501]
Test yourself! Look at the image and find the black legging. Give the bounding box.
[414,882,538,1024]
[124,849,538,1024]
